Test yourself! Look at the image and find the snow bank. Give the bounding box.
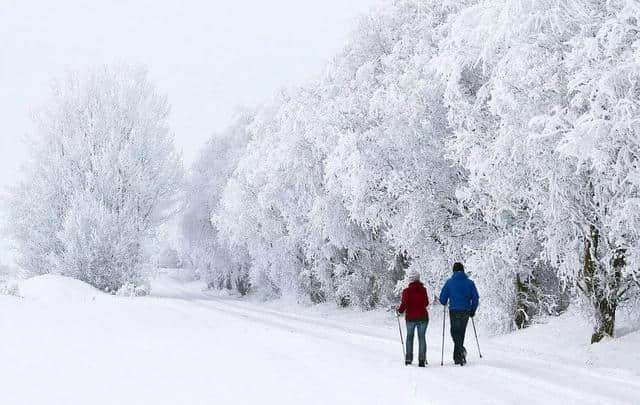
[18,274,103,303]
[490,310,640,375]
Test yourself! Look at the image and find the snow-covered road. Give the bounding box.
[1,275,638,405]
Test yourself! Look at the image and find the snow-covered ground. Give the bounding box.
[0,272,639,405]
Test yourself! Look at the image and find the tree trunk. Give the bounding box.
[591,299,616,344]
[236,269,250,296]
[387,250,410,304]
[515,274,533,329]
[582,226,622,343]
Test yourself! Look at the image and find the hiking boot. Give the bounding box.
[418,361,425,367]
[405,360,412,366]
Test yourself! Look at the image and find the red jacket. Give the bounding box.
[398,281,429,321]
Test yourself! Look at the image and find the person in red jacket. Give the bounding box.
[397,269,429,367]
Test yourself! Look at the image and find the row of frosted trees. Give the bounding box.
[182,0,640,341]
[6,0,640,342]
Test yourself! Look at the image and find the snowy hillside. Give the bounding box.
[0,273,638,405]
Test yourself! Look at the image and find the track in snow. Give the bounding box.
[151,292,640,405]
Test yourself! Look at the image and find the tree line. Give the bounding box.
[6,0,640,342]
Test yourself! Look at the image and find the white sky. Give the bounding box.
[0,0,383,263]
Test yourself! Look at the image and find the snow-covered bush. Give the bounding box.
[0,263,19,296]
[6,65,183,292]
[0,280,19,297]
[116,282,149,297]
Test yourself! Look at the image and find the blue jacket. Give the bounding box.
[439,271,479,311]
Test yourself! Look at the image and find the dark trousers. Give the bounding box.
[449,310,470,363]
[406,319,428,363]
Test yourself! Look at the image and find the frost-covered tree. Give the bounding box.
[6,65,183,291]
[215,89,377,305]
[438,0,579,330]
[442,0,640,340]
[537,0,640,341]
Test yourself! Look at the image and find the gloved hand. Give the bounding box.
[470,309,476,318]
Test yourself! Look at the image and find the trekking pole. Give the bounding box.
[441,305,446,366]
[396,313,406,363]
[471,317,482,358]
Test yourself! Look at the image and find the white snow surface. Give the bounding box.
[1,272,639,405]
[18,274,103,303]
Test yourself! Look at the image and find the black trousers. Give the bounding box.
[449,310,470,362]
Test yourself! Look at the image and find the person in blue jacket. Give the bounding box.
[439,262,479,366]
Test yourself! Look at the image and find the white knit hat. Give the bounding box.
[407,269,420,282]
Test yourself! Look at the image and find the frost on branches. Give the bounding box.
[6,66,183,292]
